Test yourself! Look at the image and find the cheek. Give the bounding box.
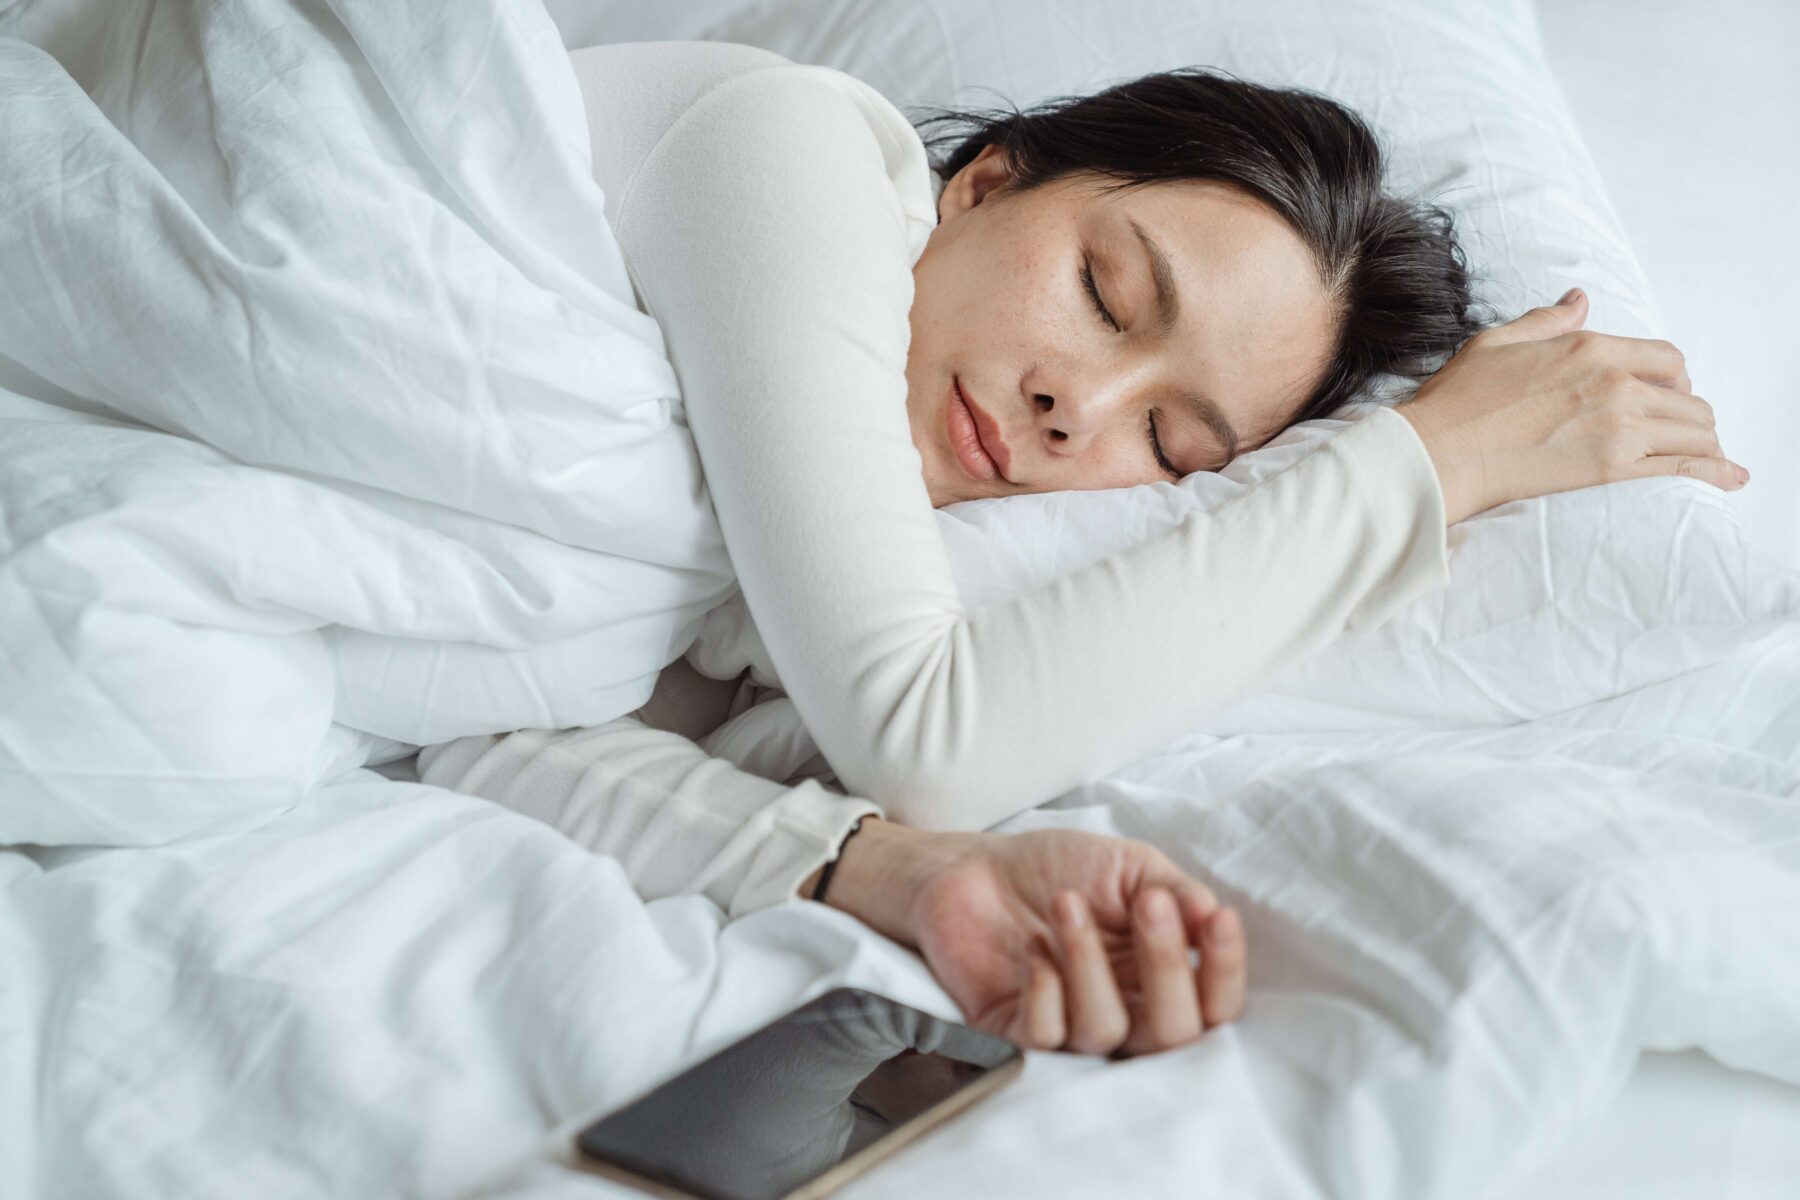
[928,217,1066,336]
[1024,432,1161,496]
[1090,447,1161,491]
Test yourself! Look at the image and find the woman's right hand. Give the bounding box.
[1395,288,1747,525]
[819,817,1246,1057]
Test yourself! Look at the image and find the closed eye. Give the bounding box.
[1147,411,1179,478]
[1081,255,1120,332]
[1082,252,1181,478]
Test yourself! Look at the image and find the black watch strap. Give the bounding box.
[811,816,868,903]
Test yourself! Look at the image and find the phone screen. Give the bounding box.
[576,987,1023,1200]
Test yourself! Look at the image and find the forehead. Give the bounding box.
[1069,176,1338,436]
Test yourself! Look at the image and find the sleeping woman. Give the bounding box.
[421,41,1740,1059]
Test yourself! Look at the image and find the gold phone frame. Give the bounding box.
[572,1045,1024,1200]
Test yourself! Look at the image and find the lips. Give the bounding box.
[946,376,1013,483]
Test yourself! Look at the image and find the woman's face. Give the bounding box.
[906,144,1339,507]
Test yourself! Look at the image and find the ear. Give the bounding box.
[937,143,1014,222]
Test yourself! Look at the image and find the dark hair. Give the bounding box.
[912,68,1489,432]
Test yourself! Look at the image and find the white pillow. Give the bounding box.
[936,417,1800,732]
[548,0,1800,729]
[548,0,1663,339]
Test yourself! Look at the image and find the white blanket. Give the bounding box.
[9,709,1798,1199]
[0,0,736,847]
[3,3,1799,1199]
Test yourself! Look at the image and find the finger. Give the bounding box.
[1576,332,1689,389]
[1052,890,1131,1056]
[1014,950,1066,1050]
[1639,386,1713,426]
[1640,414,1725,462]
[1172,881,1221,935]
[1198,907,1248,1028]
[1139,854,1220,918]
[1633,454,1748,491]
[1122,888,1203,1055]
[1476,287,1587,347]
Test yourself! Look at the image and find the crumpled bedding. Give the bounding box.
[0,0,735,847]
[2,2,1798,1199]
[9,701,1798,1199]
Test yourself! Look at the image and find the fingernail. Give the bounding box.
[1557,287,1582,306]
[1142,890,1173,927]
[1058,892,1085,929]
[1738,466,1751,484]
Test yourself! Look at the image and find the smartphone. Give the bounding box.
[574,986,1024,1200]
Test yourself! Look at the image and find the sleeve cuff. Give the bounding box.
[728,781,883,918]
[1330,404,1453,630]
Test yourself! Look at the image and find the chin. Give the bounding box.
[926,465,970,508]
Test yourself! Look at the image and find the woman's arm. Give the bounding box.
[418,717,880,919]
[615,66,1448,831]
[421,696,1250,1058]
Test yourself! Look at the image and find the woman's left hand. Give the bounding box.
[819,818,1247,1057]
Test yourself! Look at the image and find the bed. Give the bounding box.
[2,1,1796,1197]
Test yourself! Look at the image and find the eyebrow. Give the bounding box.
[1128,216,1240,462]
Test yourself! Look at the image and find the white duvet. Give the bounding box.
[2,2,1798,1200]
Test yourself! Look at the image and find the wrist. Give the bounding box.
[808,816,978,947]
[1395,401,1490,525]
[799,815,877,907]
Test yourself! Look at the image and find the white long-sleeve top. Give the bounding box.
[419,658,876,919]
[421,40,1453,917]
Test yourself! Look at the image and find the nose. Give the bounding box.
[1030,372,1138,458]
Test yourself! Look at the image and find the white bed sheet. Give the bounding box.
[1494,1050,1800,1200]
[372,751,1800,1200]
[19,708,1800,1200]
